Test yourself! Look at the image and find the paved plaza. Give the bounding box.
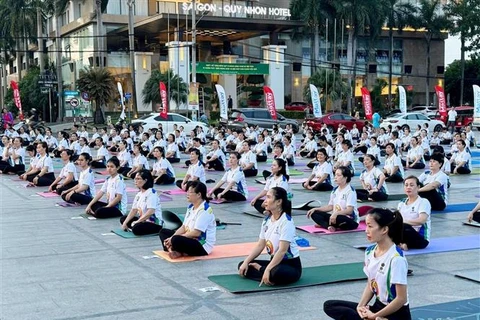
[1,132,480,320]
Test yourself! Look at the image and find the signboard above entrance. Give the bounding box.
[182,3,291,17]
[195,62,269,75]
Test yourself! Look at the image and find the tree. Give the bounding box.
[445,55,480,106]
[304,68,349,112]
[411,0,451,107]
[77,67,116,124]
[445,0,480,105]
[369,79,388,115]
[142,69,188,108]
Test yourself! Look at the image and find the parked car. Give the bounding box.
[131,112,209,133]
[220,108,299,133]
[304,113,366,133]
[434,106,474,130]
[381,112,445,132]
[284,101,313,112]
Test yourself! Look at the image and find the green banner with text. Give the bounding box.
[195,62,269,75]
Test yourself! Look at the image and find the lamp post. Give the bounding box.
[127,0,137,119]
[191,0,197,120]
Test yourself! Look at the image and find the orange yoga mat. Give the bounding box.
[153,242,316,263]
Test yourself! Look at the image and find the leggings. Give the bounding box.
[401,159,425,169]
[237,256,302,286]
[323,299,411,320]
[310,210,359,230]
[306,181,334,191]
[154,174,175,185]
[253,199,266,214]
[119,216,162,236]
[472,211,480,223]
[243,168,258,177]
[54,181,78,195]
[353,145,368,154]
[300,150,315,158]
[0,164,25,174]
[91,160,106,169]
[307,162,317,169]
[159,228,208,256]
[451,164,471,174]
[28,172,56,186]
[167,157,180,163]
[213,188,247,201]
[118,166,130,176]
[286,158,295,166]
[257,154,267,162]
[419,189,446,211]
[90,201,123,219]
[385,172,404,183]
[62,192,93,205]
[402,224,429,249]
[175,180,187,190]
[206,158,225,171]
[356,189,389,202]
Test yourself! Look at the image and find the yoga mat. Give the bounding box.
[163,189,186,195]
[208,262,365,293]
[292,200,322,210]
[125,187,138,193]
[432,202,477,214]
[288,169,304,176]
[210,199,232,204]
[56,202,81,208]
[355,234,480,255]
[111,228,158,238]
[243,210,305,218]
[463,221,480,228]
[159,194,173,202]
[94,179,105,184]
[455,269,480,283]
[37,192,59,198]
[96,170,109,175]
[289,178,307,184]
[78,213,97,220]
[411,298,480,319]
[297,221,366,234]
[153,242,316,263]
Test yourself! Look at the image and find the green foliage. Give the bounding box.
[445,56,480,105]
[369,79,388,114]
[444,0,480,52]
[304,69,349,107]
[142,69,188,107]
[246,75,265,85]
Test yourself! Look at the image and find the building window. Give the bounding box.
[157,1,177,14]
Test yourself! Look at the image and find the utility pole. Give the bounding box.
[127,0,137,118]
[191,0,197,119]
[95,0,103,67]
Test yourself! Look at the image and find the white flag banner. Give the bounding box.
[117,82,126,120]
[473,85,480,121]
[398,85,407,115]
[309,84,322,118]
[215,84,228,120]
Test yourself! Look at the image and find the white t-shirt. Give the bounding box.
[397,197,431,241]
[132,154,150,170]
[118,150,132,167]
[70,141,81,155]
[45,136,58,148]
[418,170,449,204]
[305,140,318,152]
[58,138,69,149]
[240,150,257,170]
[264,174,289,193]
[448,109,457,121]
[260,213,299,259]
[96,146,110,161]
[59,162,78,181]
[384,154,404,179]
[255,141,268,154]
[80,145,91,155]
[406,145,424,163]
[101,174,128,214]
[220,167,248,197]
[186,161,206,183]
[364,244,409,306]
[328,184,359,222]
[312,161,333,185]
[207,148,226,167]
[166,142,180,158]
[35,155,54,173]
[360,167,389,194]
[183,201,216,254]
[452,150,471,169]
[8,147,26,165]
[131,188,162,224]
[366,145,381,162]
[282,144,296,164]
[152,158,176,178]
[337,150,355,173]
[79,168,96,197]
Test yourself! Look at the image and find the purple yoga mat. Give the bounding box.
[37,192,59,198]
[297,221,367,234]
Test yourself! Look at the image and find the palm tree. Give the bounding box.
[142,69,188,109]
[77,67,116,124]
[411,0,451,107]
[304,68,349,112]
[290,0,336,74]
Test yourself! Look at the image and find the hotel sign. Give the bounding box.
[195,62,269,75]
[182,3,291,17]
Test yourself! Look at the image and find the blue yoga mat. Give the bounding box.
[411,298,480,319]
[432,202,477,214]
[355,234,480,255]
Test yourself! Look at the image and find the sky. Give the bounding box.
[444,35,471,66]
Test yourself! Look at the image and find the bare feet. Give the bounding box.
[314,224,322,228]
[168,251,184,259]
[248,262,261,271]
[399,243,409,251]
[327,226,336,232]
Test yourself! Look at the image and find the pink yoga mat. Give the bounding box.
[296,221,367,234]
[289,178,307,184]
[37,192,59,198]
[163,189,186,195]
[125,187,138,193]
[94,179,105,184]
[96,170,109,175]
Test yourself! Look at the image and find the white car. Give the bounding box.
[381,112,445,132]
[132,112,208,133]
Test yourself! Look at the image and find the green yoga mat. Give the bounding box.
[208,262,365,293]
[288,169,304,176]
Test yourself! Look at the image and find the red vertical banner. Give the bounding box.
[435,85,447,118]
[10,81,24,120]
[361,87,373,120]
[263,86,277,120]
[159,82,168,119]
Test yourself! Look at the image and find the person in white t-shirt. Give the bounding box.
[398,175,431,250]
[120,170,163,236]
[165,133,180,163]
[151,146,176,185]
[116,140,132,176]
[307,167,359,231]
[205,139,226,171]
[418,153,448,211]
[302,148,334,191]
[208,152,248,202]
[61,153,96,205]
[160,181,216,258]
[49,149,78,194]
[239,187,302,286]
[91,137,109,168]
[357,154,389,202]
[176,148,206,190]
[383,142,405,183]
[28,142,56,186]
[85,156,128,219]
[447,107,457,133]
[239,141,258,177]
[125,144,149,179]
[403,137,425,169]
[0,137,26,175]
[450,139,471,174]
[324,207,411,319]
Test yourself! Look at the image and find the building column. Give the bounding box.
[262,45,287,110]
[167,41,191,86]
[217,55,238,109]
[134,52,153,113]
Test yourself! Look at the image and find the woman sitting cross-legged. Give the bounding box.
[175,148,206,190]
[239,141,258,177]
[467,201,480,224]
[418,153,449,211]
[26,142,56,187]
[119,170,163,236]
[60,153,96,205]
[207,152,248,202]
[159,181,216,259]
[116,140,132,176]
[85,157,128,219]
[151,146,176,185]
[450,139,471,175]
[383,142,404,183]
[356,154,389,202]
[205,139,226,171]
[238,187,302,286]
[302,148,334,192]
[124,144,150,179]
[397,175,431,250]
[403,136,425,170]
[307,166,359,232]
[48,149,78,195]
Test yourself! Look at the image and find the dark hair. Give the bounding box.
[186,180,208,201]
[336,166,353,183]
[193,137,201,144]
[190,148,201,159]
[60,131,69,140]
[153,146,165,157]
[317,148,329,161]
[404,175,421,186]
[13,137,23,145]
[273,158,288,178]
[61,149,74,160]
[229,151,240,161]
[38,141,48,150]
[385,143,397,155]
[341,140,353,149]
[136,170,154,190]
[143,132,150,139]
[283,135,291,143]
[107,156,120,168]
[270,187,292,216]
[168,133,175,142]
[457,139,466,147]
[367,208,404,245]
[95,137,104,145]
[26,145,36,154]
[370,136,377,143]
[364,154,380,166]
[274,142,284,152]
[79,152,92,164]
[79,137,87,143]
[411,136,419,143]
[318,135,327,143]
[391,131,399,139]
[429,152,445,166]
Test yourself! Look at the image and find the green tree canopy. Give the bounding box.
[142,69,188,108]
[304,69,349,109]
[445,54,480,106]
